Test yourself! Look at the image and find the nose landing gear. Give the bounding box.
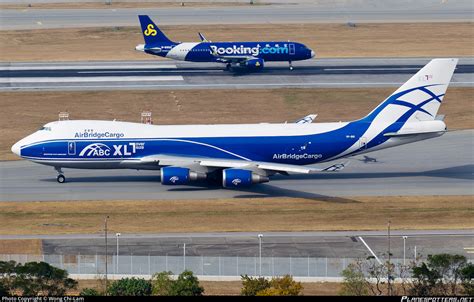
[289,61,293,71]
[55,167,66,183]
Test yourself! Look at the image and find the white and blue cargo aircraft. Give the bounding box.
[134,15,315,70]
[12,59,457,187]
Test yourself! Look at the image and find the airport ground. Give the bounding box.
[0,6,473,295]
[0,196,472,235]
[1,22,473,61]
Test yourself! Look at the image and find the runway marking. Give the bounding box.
[358,236,382,264]
[0,81,472,90]
[324,67,420,71]
[78,70,207,74]
[464,247,474,254]
[0,65,177,71]
[0,76,184,83]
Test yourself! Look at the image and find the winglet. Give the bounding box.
[198,32,209,42]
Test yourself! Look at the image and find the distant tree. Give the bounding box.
[107,277,151,296]
[411,254,468,296]
[0,260,18,293]
[169,270,204,296]
[79,287,101,296]
[151,271,174,296]
[460,263,474,295]
[340,260,369,296]
[256,275,302,296]
[0,280,9,296]
[241,275,270,296]
[12,261,77,296]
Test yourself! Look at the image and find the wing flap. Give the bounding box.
[141,155,348,174]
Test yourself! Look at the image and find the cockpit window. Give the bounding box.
[39,126,52,131]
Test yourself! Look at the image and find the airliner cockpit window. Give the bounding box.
[39,126,52,131]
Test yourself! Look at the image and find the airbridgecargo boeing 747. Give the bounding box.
[134,15,315,70]
[12,59,457,188]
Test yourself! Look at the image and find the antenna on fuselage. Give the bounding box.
[58,111,69,121]
[141,111,153,124]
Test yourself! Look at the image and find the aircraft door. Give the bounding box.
[68,141,76,155]
[289,43,295,55]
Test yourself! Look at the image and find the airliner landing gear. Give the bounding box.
[225,63,231,71]
[55,167,66,183]
[289,61,293,71]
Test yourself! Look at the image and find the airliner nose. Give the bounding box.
[135,44,145,52]
[11,141,21,157]
[310,50,315,58]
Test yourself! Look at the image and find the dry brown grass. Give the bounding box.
[0,23,472,61]
[1,87,472,161]
[0,239,43,254]
[0,196,472,235]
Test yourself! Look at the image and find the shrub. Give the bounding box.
[107,277,151,296]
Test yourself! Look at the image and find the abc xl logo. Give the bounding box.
[144,24,157,36]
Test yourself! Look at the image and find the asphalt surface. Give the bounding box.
[2,230,472,258]
[1,58,473,91]
[1,1,472,30]
[1,130,472,202]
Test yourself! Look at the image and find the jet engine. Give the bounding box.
[244,58,264,70]
[160,166,206,185]
[222,168,269,188]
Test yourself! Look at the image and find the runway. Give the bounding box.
[2,230,473,259]
[1,130,472,202]
[1,1,472,30]
[1,58,473,91]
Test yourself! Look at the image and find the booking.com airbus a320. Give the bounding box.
[12,59,456,188]
[134,15,315,70]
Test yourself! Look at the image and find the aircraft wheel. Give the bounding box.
[57,174,66,183]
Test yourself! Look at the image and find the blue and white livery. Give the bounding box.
[135,15,315,70]
[12,59,457,187]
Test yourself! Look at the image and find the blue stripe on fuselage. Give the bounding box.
[20,121,371,165]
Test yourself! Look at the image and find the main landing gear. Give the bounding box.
[289,61,293,71]
[225,63,232,71]
[55,167,66,183]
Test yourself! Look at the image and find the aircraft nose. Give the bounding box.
[11,141,21,157]
[310,50,315,58]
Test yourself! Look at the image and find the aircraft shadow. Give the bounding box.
[273,164,474,181]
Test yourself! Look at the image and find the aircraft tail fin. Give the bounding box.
[361,58,458,123]
[138,15,173,45]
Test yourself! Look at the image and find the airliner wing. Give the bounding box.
[140,154,347,174]
[214,55,256,63]
[294,114,317,124]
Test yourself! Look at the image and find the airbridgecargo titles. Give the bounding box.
[135,15,315,70]
[12,59,457,188]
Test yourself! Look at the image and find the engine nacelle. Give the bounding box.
[222,168,269,188]
[244,58,264,70]
[160,166,206,185]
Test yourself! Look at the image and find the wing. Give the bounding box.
[209,48,255,63]
[294,114,317,124]
[140,154,348,174]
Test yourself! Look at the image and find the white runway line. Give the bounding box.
[0,76,184,83]
[324,68,420,71]
[0,65,177,71]
[358,236,382,264]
